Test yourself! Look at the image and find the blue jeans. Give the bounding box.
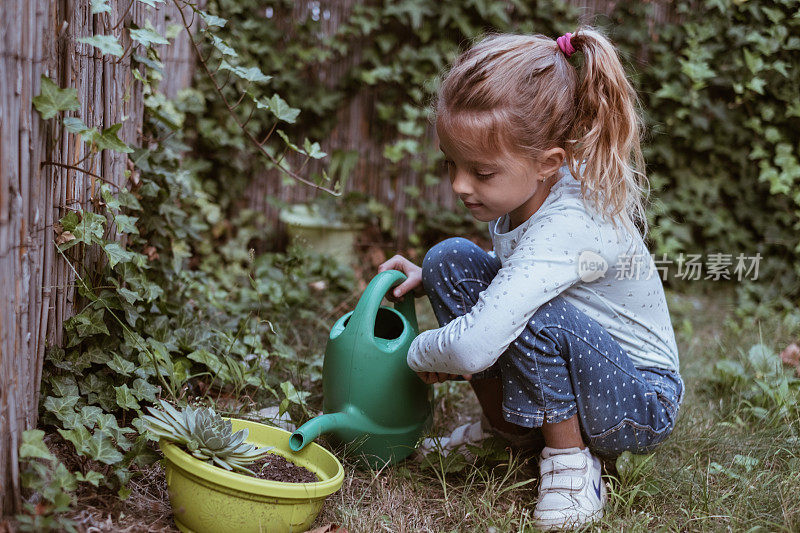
[421,237,684,458]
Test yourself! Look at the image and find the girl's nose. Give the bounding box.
[450,169,473,196]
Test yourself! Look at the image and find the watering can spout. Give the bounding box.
[290,411,375,452]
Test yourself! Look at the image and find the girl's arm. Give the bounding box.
[407,204,620,375]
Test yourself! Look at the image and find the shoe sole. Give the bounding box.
[534,508,604,530]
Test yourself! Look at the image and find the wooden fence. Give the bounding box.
[0,0,201,516]
[244,0,679,247]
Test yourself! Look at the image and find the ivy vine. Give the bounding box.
[21,2,349,529]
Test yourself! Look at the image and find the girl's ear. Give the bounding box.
[538,147,566,180]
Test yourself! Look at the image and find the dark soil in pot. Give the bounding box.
[247,453,319,483]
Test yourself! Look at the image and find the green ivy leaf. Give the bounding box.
[92,123,134,153]
[131,378,159,402]
[96,413,135,449]
[303,138,327,159]
[144,93,184,129]
[746,77,767,95]
[32,75,80,120]
[113,214,139,234]
[130,23,170,47]
[47,347,92,375]
[187,349,223,373]
[208,35,237,57]
[90,0,112,14]
[85,430,124,464]
[280,381,310,405]
[107,354,136,376]
[743,48,764,74]
[86,345,112,365]
[114,384,140,410]
[103,242,135,269]
[266,94,300,123]
[218,60,271,83]
[44,395,80,424]
[78,35,124,57]
[76,471,104,486]
[198,10,227,28]
[63,116,94,135]
[59,210,105,249]
[80,406,104,427]
[52,462,78,493]
[49,375,80,397]
[19,430,55,461]
[100,184,123,212]
[166,24,183,40]
[761,6,784,24]
[135,0,165,6]
[172,357,193,385]
[118,188,143,211]
[680,57,715,90]
[276,130,299,151]
[70,308,110,338]
[171,240,191,273]
[116,286,140,305]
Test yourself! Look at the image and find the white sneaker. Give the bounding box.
[534,447,607,530]
[418,415,542,459]
[418,420,488,458]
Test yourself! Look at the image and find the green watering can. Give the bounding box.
[289,270,433,468]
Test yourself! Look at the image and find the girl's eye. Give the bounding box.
[475,171,495,179]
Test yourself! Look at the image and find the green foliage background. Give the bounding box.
[196,0,800,325]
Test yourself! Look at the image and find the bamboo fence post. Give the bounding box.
[0,0,202,517]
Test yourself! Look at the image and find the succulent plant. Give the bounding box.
[143,400,272,474]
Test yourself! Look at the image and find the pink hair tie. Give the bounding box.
[557,32,576,58]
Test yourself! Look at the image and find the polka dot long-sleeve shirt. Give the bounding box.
[407,165,681,375]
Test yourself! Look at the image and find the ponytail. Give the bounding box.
[564,27,650,241]
[433,28,650,241]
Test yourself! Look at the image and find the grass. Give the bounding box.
[313,285,800,532]
[58,283,800,532]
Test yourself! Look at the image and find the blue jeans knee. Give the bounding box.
[419,241,683,458]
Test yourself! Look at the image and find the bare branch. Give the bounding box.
[218,70,234,92]
[231,90,248,111]
[296,154,312,175]
[258,121,278,147]
[242,101,257,128]
[169,0,339,195]
[114,41,136,66]
[112,0,136,31]
[41,161,120,189]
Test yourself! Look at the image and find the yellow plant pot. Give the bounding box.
[160,419,344,533]
[279,204,364,268]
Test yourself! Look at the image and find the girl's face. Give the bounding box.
[436,119,562,230]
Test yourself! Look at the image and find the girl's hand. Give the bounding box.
[416,372,472,384]
[378,254,424,301]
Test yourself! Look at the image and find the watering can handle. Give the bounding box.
[347,270,418,335]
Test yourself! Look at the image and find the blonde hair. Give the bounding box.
[431,28,650,241]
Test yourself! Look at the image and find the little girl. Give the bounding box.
[378,27,683,529]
